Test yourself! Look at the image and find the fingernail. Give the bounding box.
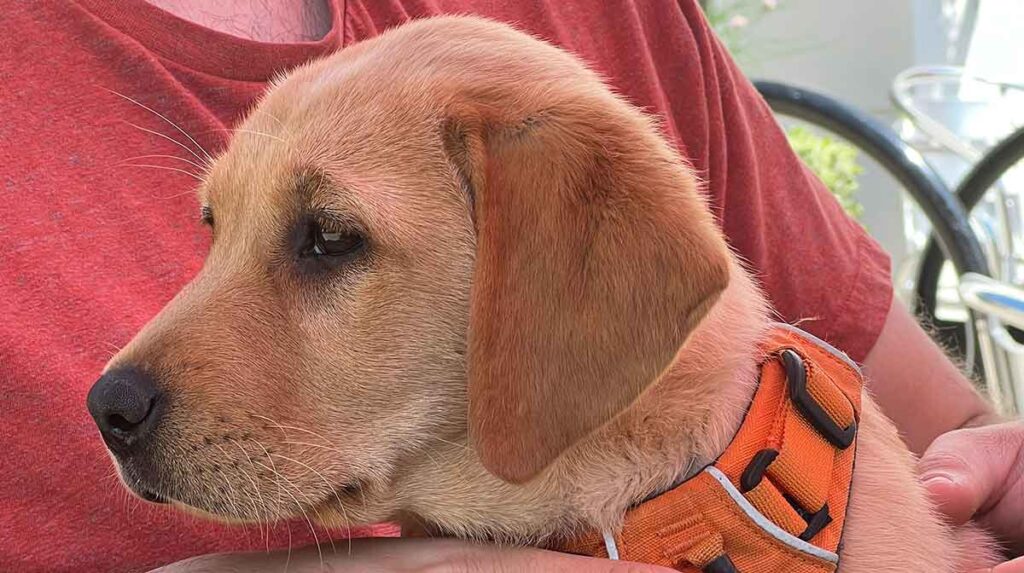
[993,559,1024,573]
[921,474,955,487]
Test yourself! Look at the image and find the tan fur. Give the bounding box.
[103,16,999,570]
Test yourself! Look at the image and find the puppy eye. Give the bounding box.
[200,205,214,227]
[302,219,365,259]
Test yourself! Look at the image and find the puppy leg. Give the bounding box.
[839,399,997,572]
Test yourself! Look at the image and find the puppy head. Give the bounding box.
[87,17,730,525]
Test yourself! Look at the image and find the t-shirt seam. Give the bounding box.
[340,0,349,46]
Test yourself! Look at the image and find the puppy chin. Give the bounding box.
[109,461,171,506]
[171,501,255,524]
[109,454,222,519]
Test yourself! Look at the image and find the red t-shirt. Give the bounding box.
[0,0,892,571]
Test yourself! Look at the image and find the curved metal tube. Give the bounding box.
[960,273,1024,330]
[754,80,990,278]
[916,126,1024,317]
[891,66,986,162]
[960,272,1024,413]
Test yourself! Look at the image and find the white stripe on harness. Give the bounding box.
[705,466,839,564]
[601,530,620,560]
[773,322,862,375]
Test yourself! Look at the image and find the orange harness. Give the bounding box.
[559,324,863,572]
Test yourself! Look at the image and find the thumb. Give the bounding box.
[917,426,1006,526]
[968,555,1024,573]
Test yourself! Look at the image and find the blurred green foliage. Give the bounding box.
[786,126,865,220]
[700,0,865,220]
[701,0,779,64]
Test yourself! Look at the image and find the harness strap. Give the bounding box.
[556,325,864,572]
[657,507,726,570]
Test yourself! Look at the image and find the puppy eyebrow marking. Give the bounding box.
[296,168,362,228]
[295,167,332,203]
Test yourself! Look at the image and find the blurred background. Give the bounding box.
[701,0,1024,412]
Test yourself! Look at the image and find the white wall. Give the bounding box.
[737,1,956,273]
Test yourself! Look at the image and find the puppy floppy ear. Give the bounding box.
[445,98,731,484]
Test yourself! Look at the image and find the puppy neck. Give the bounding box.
[559,259,771,533]
[396,259,771,543]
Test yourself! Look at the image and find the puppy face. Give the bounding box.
[102,72,476,522]
[89,17,731,528]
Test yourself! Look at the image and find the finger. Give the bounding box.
[969,556,1024,573]
[995,557,1024,573]
[150,539,680,573]
[917,423,1024,525]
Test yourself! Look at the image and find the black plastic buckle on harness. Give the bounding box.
[739,449,834,540]
[740,448,779,493]
[780,349,856,450]
[734,349,855,544]
[702,554,738,573]
[796,501,833,541]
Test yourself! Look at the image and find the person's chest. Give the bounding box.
[0,3,246,389]
[0,3,286,570]
[0,0,701,569]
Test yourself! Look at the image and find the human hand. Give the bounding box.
[150,537,677,572]
[919,421,1024,572]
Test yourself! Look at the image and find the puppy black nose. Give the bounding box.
[87,366,162,453]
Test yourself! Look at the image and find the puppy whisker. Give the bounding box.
[121,120,211,166]
[195,126,288,144]
[104,87,215,164]
[231,128,287,144]
[248,107,286,130]
[270,452,351,556]
[210,442,260,541]
[121,163,206,184]
[430,436,470,450]
[229,438,273,552]
[102,341,123,354]
[255,459,326,570]
[251,439,324,571]
[253,415,335,445]
[279,441,348,458]
[119,154,209,172]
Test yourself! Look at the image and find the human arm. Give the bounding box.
[863,297,1024,570]
[862,297,999,455]
[149,538,676,573]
